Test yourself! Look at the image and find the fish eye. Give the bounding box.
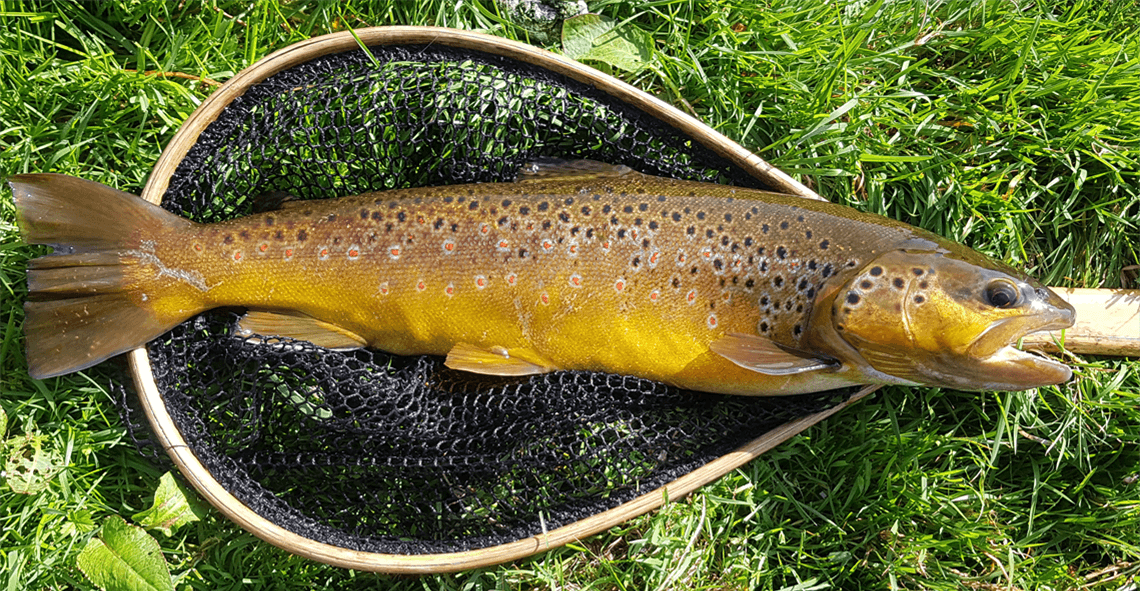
[984,280,1020,309]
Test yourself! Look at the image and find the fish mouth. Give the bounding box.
[966,304,1077,389]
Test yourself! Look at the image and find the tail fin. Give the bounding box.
[10,174,198,379]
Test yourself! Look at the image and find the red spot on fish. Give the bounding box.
[540,291,550,305]
[507,273,517,286]
[687,289,697,304]
[630,229,639,240]
[702,248,713,259]
[480,224,490,235]
[389,246,401,259]
[649,251,660,266]
[417,215,426,224]
[542,239,554,251]
[602,240,612,251]
[475,275,487,289]
[568,243,578,255]
[379,282,389,295]
[442,240,456,253]
[284,248,294,259]
[615,279,626,292]
[498,239,510,250]
[233,251,243,262]
[707,314,718,328]
[649,290,660,303]
[347,247,360,259]
[258,243,269,253]
[677,251,687,265]
[319,248,330,260]
[569,274,582,287]
[416,280,426,291]
[445,283,455,296]
[193,243,203,252]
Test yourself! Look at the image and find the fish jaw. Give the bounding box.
[964,292,1076,390]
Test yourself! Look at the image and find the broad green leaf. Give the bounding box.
[132,472,207,536]
[77,516,174,591]
[4,433,65,494]
[562,14,652,73]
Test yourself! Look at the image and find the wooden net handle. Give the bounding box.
[1022,288,1139,356]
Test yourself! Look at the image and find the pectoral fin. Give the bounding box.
[237,310,367,350]
[445,343,557,376]
[710,333,838,376]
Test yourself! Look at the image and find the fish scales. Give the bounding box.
[10,163,1075,393]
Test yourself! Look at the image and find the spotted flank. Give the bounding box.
[9,159,1074,394]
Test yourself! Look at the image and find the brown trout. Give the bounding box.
[10,160,1075,394]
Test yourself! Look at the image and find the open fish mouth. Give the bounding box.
[968,309,1076,388]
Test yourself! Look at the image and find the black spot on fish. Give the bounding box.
[580,206,591,215]
[571,226,581,237]
[385,223,394,233]
[745,278,755,289]
[297,230,308,242]
[760,261,769,272]
[498,216,509,227]
[847,292,860,304]
[744,237,753,247]
[797,215,804,222]
[519,248,529,258]
[565,197,574,205]
[893,278,905,289]
[586,228,595,239]
[519,206,531,215]
[649,221,659,230]
[760,296,770,306]
[819,239,830,250]
[719,278,727,288]
[642,238,651,248]
[732,276,739,285]
[672,212,682,222]
[920,281,929,289]
[912,268,925,276]
[443,196,454,204]
[821,264,832,278]
[690,266,699,275]
[239,230,249,240]
[543,220,552,230]
[611,216,620,226]
[776,247,788,259]
[632,256,641,268]
[623,205,634,214]
[697,211,706,220]
[684,207,691,214]
[657,195,667,202]
[434,218,445,230]
[721,236,730,246]
[760,322,769,333]
[713,259,724,271]
[451,223,459,232]
[602,204,612,214]
[398,211,407,222]
[806,287,815,298]
[371,211,383,221]
[706,229,715,239]
[332,236,341,245]
[870,266,882,276]
[559,212,571,223]
[538,201,549,212]
[794,324,802,336]
[266,216,275,226]
[634,218,643,226]
[639,203,648,212]
[780,221,789,230]
[808,260,817,271]
[274,230,284,240]
[774,276,784,287]
[860,280,872,289]
[223,234,234,244]
[687,226,696,236]
[467,189,475,196]
[731,243,739,253]
[724,213,733,222]
[618,229,627,239]
[360,209,370,220]
[672,277,680,288]
[785,300,794,311]
[800,279,810,290]
[762,224,770,234]
[501,199,512,207]
[914,295,926,303]
[326,214,336,223]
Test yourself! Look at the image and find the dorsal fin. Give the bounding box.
[517,158,635,181]
[251,190,305,213]
[709,333,838,376]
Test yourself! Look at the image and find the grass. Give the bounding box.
[1,0,1138,589]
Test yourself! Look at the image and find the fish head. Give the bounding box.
[826,247,1075,391]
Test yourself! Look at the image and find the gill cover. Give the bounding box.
[832,249,1075,391]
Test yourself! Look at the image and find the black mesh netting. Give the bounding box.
[112,42,856,555]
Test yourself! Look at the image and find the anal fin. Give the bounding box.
[445,343,557,376]
[237,310,366,350]
[709,333,837,376]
